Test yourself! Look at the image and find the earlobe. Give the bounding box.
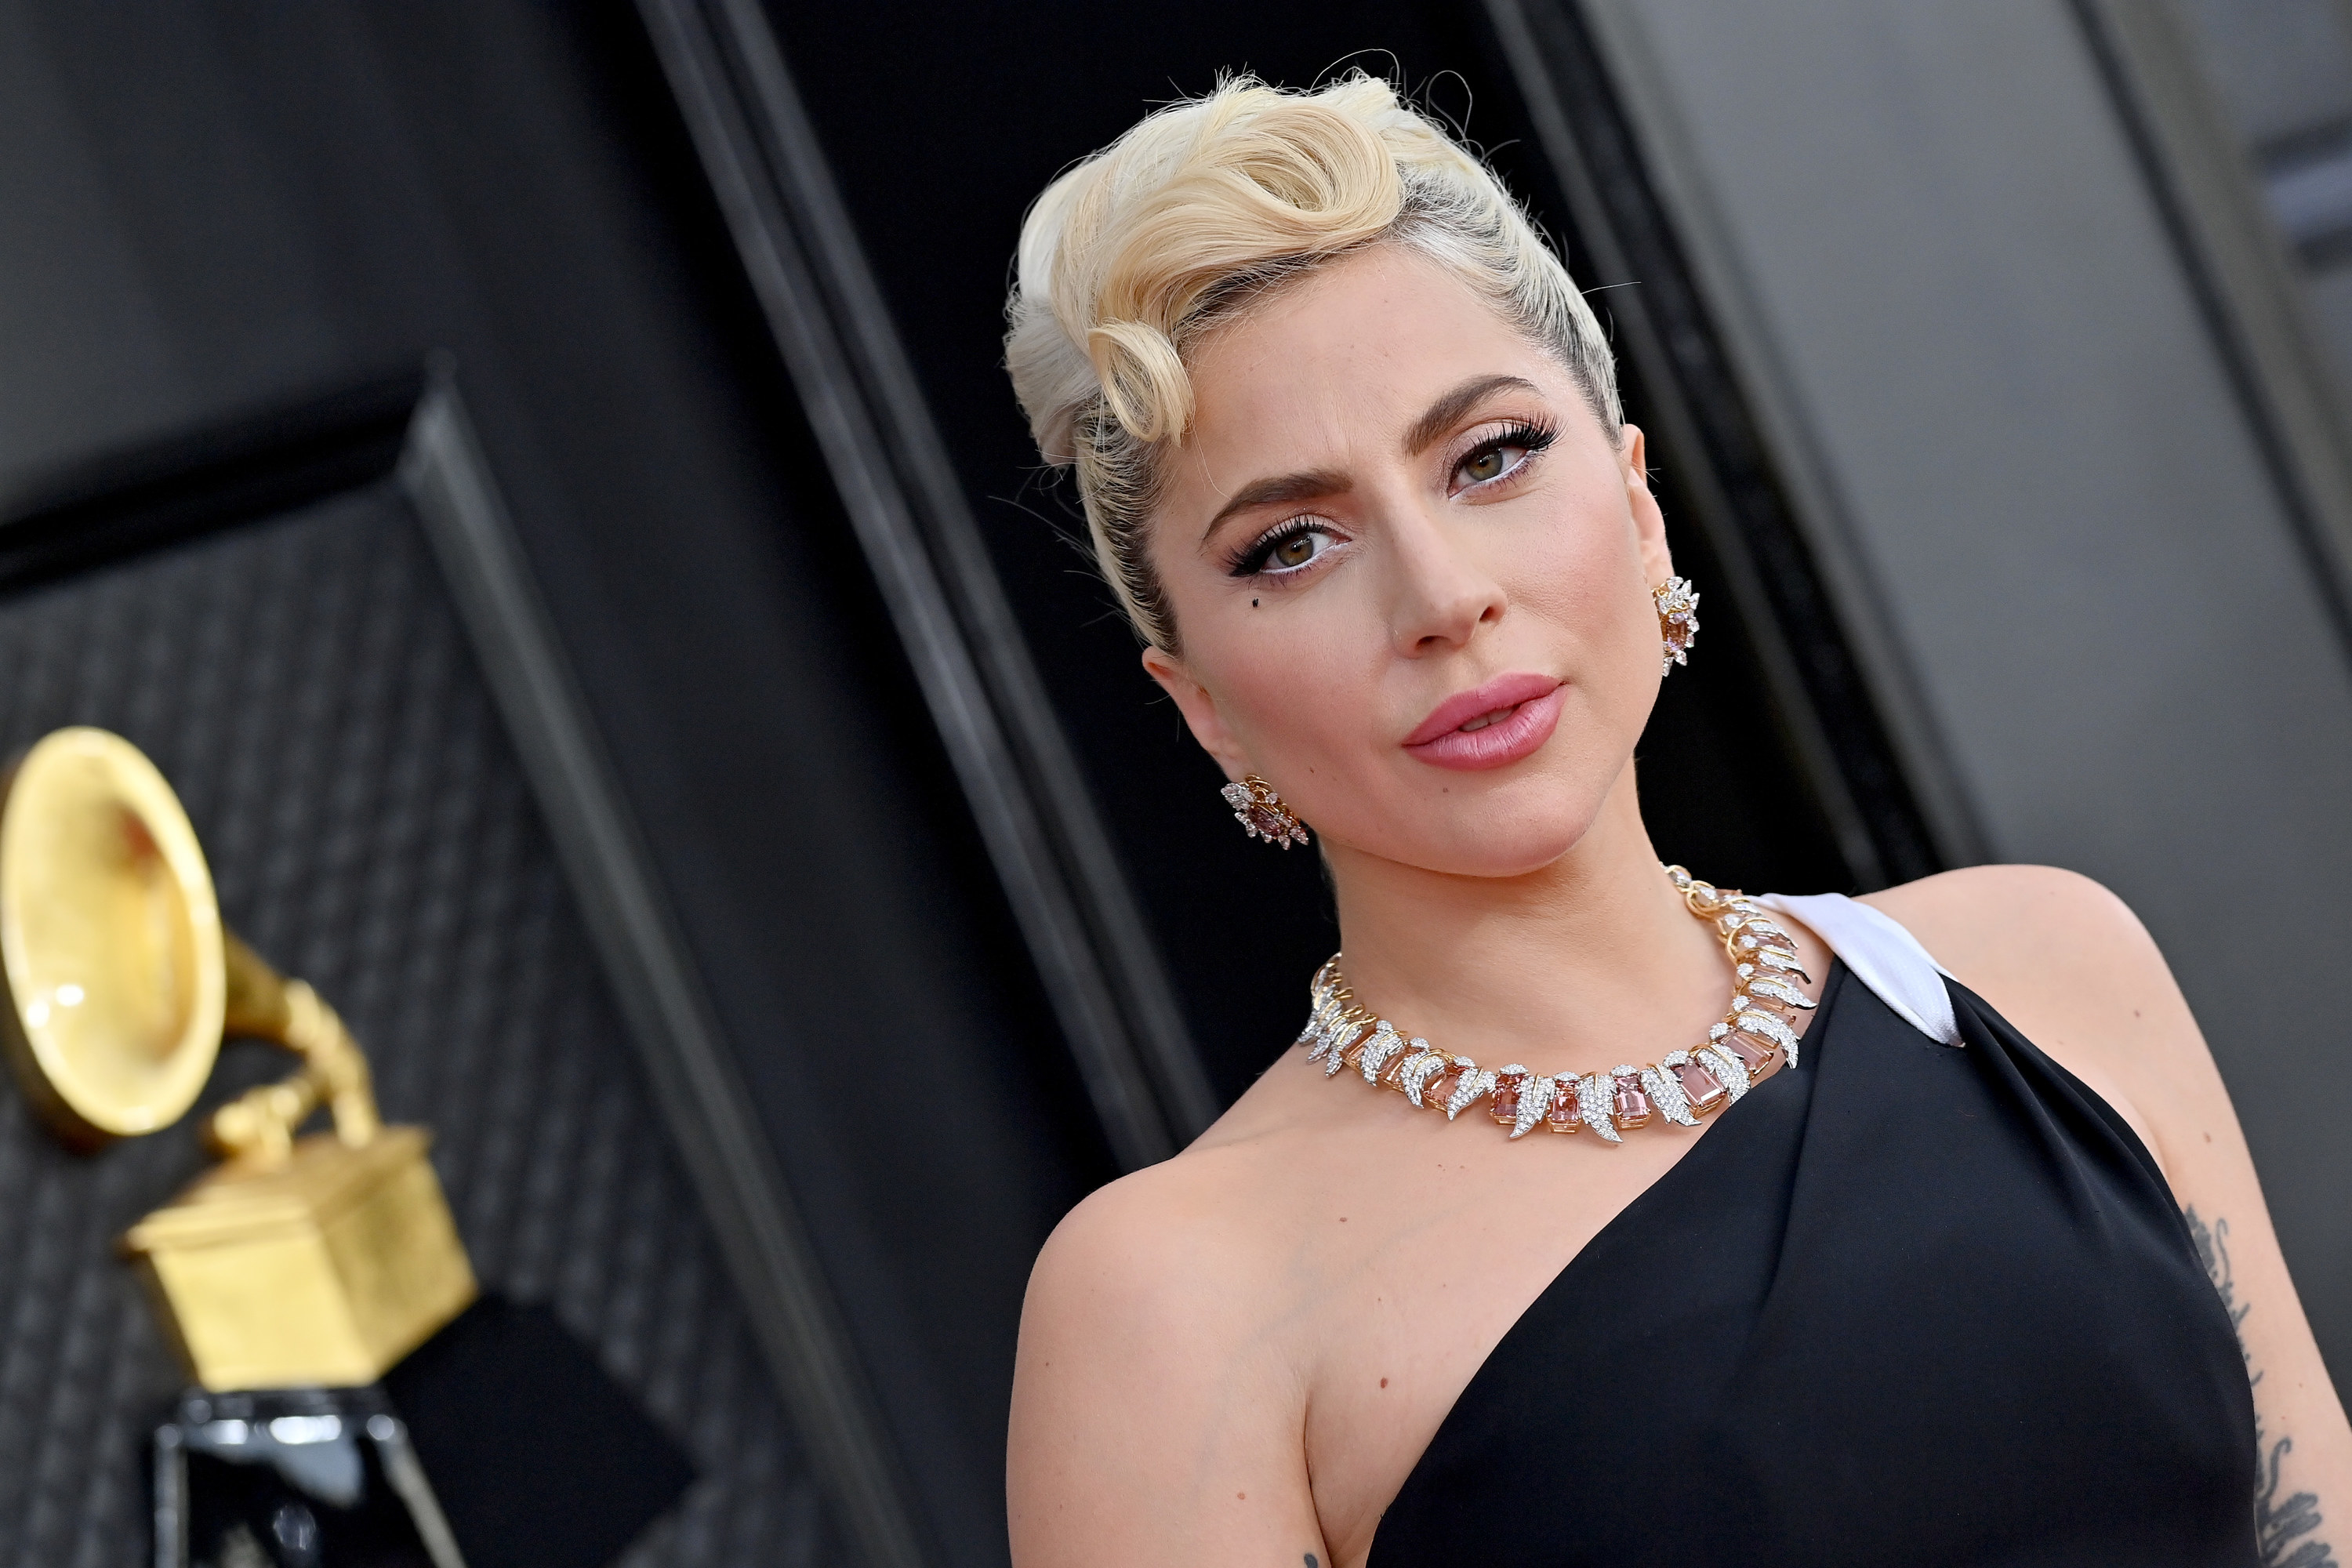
[1138,646,1251,779]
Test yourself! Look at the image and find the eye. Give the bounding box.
[1450,422,1557,493]
[1231,519,1343,578]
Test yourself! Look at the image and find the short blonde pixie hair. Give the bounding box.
[1004,73,1623,653]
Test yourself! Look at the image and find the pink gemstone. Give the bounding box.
[1718,1031,1777,1076]
[1610,1074,1653,1131]
[1247,807,1289,839]
[1546,1085,1581,1129]
[1423,1071,1456,1109]
[1673,1059,1728,1113]
[1490,1073,1525,1123]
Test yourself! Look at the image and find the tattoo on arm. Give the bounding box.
[1305,1556,1319,1567]
[2262,1438,2338,1568]
[2186,1206,2339,1568]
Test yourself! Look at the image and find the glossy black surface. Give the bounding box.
[158,1388,440,1568]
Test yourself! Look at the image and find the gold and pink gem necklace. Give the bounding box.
[1297,865,1817,1142]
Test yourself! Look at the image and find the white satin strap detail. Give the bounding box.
[1758,892,1964,1048]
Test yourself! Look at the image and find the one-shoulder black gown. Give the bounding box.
[1369,961,2259,1566]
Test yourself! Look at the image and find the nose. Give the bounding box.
[1387,504,1507,657]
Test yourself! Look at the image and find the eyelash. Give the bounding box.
[1224,419,1561,579]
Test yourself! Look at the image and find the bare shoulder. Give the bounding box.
[1861,863,2158,988]
[1020,1070,1338,1345]
[1860,864,2178,1033]
[1020,1140,1283,1348]
[1009,1140,1324,1564]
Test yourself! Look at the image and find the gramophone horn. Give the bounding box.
[0,727,379,1160]
[0,728,228,1148]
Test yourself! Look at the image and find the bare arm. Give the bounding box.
[1007,1171,1330,1567]
[1875,866,2352,1566]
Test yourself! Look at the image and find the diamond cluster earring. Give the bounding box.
[1654,575,1700,675]
[1221,775,1308,848]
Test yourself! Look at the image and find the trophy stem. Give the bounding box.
[209,936,380,1166]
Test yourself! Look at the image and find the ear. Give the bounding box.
[1621,423,1674,584]
[1139,645,1253,780]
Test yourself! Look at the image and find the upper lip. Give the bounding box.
[1403,673,1564,747]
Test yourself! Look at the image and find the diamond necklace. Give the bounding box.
[1297,865,1817,1142]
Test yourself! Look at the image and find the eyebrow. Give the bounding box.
[1198,373,1546,543]
[1401,373,1544,456]
[1200,466,1352,543]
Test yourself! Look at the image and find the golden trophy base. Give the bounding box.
[126,1127,477,1391]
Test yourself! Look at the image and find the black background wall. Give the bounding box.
[0,4,1107,1562]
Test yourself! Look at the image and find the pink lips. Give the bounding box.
[1403,673,1565,771]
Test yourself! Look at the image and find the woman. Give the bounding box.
[1000,74,2350,1566]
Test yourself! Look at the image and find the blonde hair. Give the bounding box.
[1004,72,1623,652]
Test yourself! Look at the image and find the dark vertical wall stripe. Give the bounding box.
[635,0,1218,1170]
[401,379,928,1568]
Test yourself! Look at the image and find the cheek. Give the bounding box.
[1190,593,1383,768]
[1519,528,1657,690]
[1146,524,1379,760]
[1456,486,1656,713]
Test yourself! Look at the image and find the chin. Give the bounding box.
[1345,796,1599,880]
[1438,755,1621,874]
[1432,820,1589,880]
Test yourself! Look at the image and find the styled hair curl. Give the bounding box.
[1004,73,1622,652]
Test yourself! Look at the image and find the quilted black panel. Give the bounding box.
[0,481,831,1566]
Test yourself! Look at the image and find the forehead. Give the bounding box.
[1180,245,1567,470]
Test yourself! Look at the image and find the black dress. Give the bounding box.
[1369,958,2259,1566]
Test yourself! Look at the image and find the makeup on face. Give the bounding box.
[1210,412,1561,583]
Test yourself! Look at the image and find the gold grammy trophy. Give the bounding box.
[0,727,475,1391]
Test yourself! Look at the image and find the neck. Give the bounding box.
[1320,766,1727,1069]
